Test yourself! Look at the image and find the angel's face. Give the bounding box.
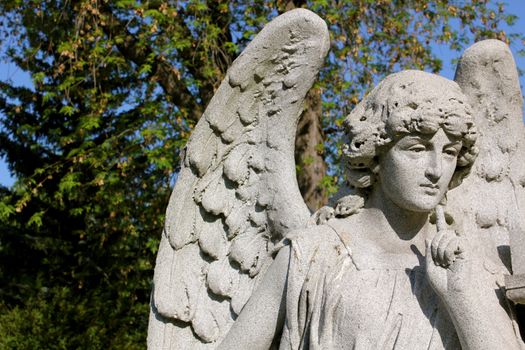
[378,128,462,212]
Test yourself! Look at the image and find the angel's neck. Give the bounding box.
[365,186,430,242]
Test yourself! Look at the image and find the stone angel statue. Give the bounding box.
[148,9,525,350]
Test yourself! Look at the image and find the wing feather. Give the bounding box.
[153,240,205,322]
[224,203,252,239]
[237,96,259,125]
[198,168,236,217]
[206,91,240,134]
[223,143,251,184]
[192,292,232,343]
[198,219,229,260]
[207,257,239,298]
[229,227,268,276]
[230,272,257,316]
[187,123,218,177]
[164,169,199,250]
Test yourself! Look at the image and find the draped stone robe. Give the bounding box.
[280,219,468,349]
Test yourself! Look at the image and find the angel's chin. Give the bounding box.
[395,196,442,213]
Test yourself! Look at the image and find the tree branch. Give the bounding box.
[98,3,203,121]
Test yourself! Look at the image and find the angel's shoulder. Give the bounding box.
[284,221,348,261]
[286,223,340,243]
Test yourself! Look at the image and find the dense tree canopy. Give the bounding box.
[0,0,522,348]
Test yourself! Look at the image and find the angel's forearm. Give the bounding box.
[444,290,521,350]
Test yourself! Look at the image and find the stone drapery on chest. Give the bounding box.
[280,223,460,349]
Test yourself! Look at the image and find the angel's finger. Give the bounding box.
[443,237,460,266]
[435,204,447,232]
[431,230,447,263]
[437,234,455,267]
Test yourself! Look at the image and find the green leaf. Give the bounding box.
[79,115,101,131]
[0,201,15,221]
[59,105,77,116]
[138,64,152,75]
[58,172,80,193]
[32,72,46,84]
[27,211,44,228]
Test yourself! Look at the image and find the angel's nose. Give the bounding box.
[425,152,443,182]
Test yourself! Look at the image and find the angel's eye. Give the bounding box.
[408,145,426,153]
[444,147,459,157]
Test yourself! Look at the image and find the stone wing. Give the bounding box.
[148,9,330,349]
[449,40,525,275]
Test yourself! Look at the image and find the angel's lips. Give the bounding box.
[420,183,439,194]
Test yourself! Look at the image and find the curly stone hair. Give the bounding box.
[342,70,478,192]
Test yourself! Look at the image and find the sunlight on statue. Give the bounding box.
[148,9,525,350]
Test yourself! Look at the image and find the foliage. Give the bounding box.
[0,0,522,347]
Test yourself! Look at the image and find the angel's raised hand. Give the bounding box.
[425,228,475,301]
[429,229,463,268]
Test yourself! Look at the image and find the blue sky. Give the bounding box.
[1,2,524,187]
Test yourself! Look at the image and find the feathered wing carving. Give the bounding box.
[148,9,330,349]
[448,40,525,275]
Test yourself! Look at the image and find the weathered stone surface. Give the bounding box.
[149,9,525,350]
[451,40,525,280]
[148,9,328,349]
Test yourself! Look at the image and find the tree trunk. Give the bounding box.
[294,87,328,211]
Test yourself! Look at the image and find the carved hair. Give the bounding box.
[342,70,478,191]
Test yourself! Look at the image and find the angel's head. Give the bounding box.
[342,70,478,212]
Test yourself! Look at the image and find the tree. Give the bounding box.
[0,0,522,348]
